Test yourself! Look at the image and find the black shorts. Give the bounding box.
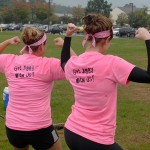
[64,128,123,150]
[6,125,59,150]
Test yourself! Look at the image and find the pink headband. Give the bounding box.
[20,33,47,54]
[82,30,111,47]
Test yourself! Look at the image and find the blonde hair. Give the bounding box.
[21,26,45,52]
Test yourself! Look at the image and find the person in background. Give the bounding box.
[58,14,150,150]
[0,25,76,150]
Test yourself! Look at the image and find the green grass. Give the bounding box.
[0,31,150,150]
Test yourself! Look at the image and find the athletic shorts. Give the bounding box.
[64,128,123,150]
[6,125,59,150]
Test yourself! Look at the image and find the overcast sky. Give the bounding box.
[52,0,150,8]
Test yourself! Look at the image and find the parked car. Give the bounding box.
[42,25,53,33]
[119,27,136,37]
[50,26,63,34]
[20,24,34,31]
[9,24,22,31]
[113,28,120,36]
[59,24,67,31]
[0,24,10,31]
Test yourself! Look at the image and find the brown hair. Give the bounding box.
[21,26,45,51]
[83,14,113,42]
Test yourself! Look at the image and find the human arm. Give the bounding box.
[54,37,76,56]
[0,36,20,54]
[61,23,77,70]
[128,28,150,83]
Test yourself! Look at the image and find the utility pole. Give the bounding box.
[30,0,34,24]
[130,3,133,27]
[48,0,51,32]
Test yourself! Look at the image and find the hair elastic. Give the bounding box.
[82,30,111,47]
[20,33,47,54]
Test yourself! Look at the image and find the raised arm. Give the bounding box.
[128,28,150,83]
[0,36,20,54]
[54,23,77,70]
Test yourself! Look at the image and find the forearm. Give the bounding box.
[128,40,150,83]
[128,67,150,83]
[0,39,11,53]
[60,23,78,70]
[61,37,71,61]
[61,36,77,70]
[145,40,150,73]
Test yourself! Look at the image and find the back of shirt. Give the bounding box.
[64,51,134,144]
[0,54,65,131]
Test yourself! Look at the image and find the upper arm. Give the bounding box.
[50,58,65,80]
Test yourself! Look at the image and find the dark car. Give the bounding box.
[119,27,136,37]
[50,26,63,34]
[9,24,22,31]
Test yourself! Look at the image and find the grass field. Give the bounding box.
[0,31,150,150]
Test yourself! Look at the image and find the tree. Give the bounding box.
[72,5,85,25]
[0,0,52,24]
[1,8,14,23]
[0,0,12,8]
[34,2,49,23]
[29,0,46,2]
[116,13,128,26]
[85,0,112,17]
[128,8,150,28]
[59,15,71,24]
[12,0,30,23]
[50,15,60,24]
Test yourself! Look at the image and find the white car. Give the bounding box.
[113,28,120,36]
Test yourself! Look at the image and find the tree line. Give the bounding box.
[0,0,150,28]
[116,5,150,28]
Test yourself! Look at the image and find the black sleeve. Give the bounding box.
[128,40,150,83]
[61,37,71,71]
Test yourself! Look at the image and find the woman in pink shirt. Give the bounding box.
[60,14,150,150]
[0,26,66,150]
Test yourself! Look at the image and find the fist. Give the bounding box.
[135,28,150,40]
[54,37,64,48]
[66,23,77,37]
[9,36,20,45]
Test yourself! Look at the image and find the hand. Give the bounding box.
[54,37,64,48]
[66,23,77,37]
[135,28,150,40]
[8,36,20,45]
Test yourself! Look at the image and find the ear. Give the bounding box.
[101,37,110,45]
[40,44,45,49]
[106,36,111,43]
[37,44,44,52]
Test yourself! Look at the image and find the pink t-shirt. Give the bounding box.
[0,54,65,131]
[64,51,135,145]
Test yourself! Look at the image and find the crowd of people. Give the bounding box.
[0,13,150,150]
